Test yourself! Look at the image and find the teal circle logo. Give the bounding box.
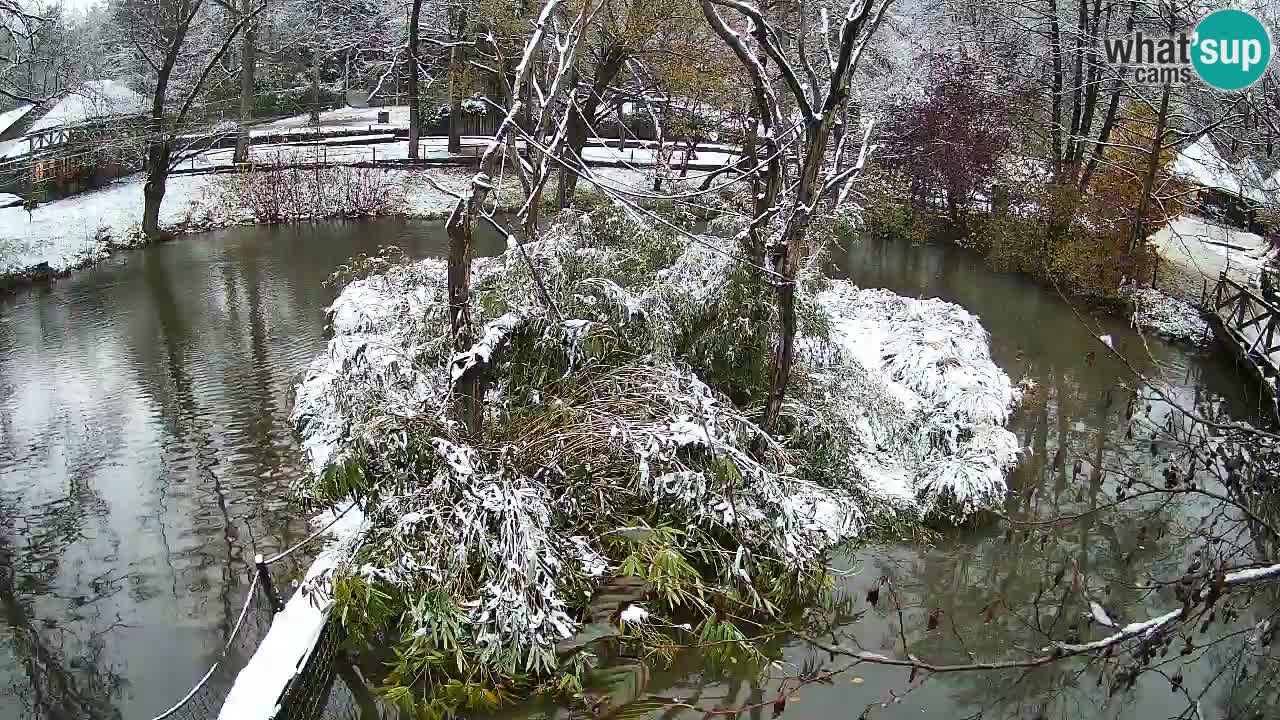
[1192,9,1273,91]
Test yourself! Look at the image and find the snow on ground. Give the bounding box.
[0,193,21,208]
[216,504,368,720]
[180,136,739,172]
[0,174,211,278]
[0,164,650,283]
[1128,286,1210,346]
[1149,215,1275,295]
[183,137,496,170]
[251,105,412,134]
[580,145,741,169]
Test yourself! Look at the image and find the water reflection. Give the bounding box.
[718,237,1268,719]
[0,218,504,719]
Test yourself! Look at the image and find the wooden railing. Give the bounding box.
[1214,274,1280,358]
[1212,272,1280,422]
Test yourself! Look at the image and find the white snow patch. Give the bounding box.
[216,504,368,720]
[1128,287,1210,345]
[451,312,525,384]
[619,604,649,626]
[0,174,212,277]
[816,283,1023,519]
[1149,215,1275,289]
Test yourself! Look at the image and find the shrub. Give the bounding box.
[975,182,1156,302]
[849,168,932,245]
[203,152,406,224]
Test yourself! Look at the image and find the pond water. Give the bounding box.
[0,220,1267,719]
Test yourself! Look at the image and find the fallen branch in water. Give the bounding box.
[801,561,1280,674]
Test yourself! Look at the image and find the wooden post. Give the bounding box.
[28,137,35,203]
[255,554,283,612]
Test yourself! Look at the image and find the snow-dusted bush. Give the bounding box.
[1128,286,1210,346]
[197,152,406,225]
[291,207,1021,713]
[461,95,491,115]
[807,285,1022,520]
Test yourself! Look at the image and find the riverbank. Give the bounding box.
[1149,214,1275,306]
[0,164,650,292]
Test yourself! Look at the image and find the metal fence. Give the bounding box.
[145,521,388,720]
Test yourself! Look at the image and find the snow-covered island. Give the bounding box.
[287,207,1023,705]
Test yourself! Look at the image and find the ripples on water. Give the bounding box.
[0,218,502,719]
[0,223,1269,720]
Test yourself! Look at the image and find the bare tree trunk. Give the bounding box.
[445,213,479,431]
[560,47,626,203]
[142,156,168,237]
[615,98,625,150]
[1079,2,1135,194]
[233,0,255,164]
[1063,0,1086,181]
[1047,0,1064,179]
[143,61,175,238]
[1129,83,1171,256]
[407,0,424,160]
[556,69,580,208]
[448,8,466,154]
[310,46,321,125]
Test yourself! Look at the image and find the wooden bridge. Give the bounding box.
[1210,272,1280,423]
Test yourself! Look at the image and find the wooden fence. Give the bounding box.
[1211,272,1280,423]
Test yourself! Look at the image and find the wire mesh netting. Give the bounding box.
[281,620,389,720]
[152,581,278,720]
[150,559,392,720]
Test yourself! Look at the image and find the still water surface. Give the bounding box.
[0,221,1266,719]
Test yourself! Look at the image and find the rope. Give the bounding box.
[147,571,261,720]
[143,502,359,718]
[263,502,356,565]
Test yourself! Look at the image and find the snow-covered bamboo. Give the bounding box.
[290,210,1024,676]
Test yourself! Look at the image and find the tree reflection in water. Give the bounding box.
[0,492,125,720]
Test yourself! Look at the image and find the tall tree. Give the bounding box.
[407,0,424,158]
[113,0,259,236]
[447,4,467,154]
[702,0,890,435]
[231,0,256,163]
